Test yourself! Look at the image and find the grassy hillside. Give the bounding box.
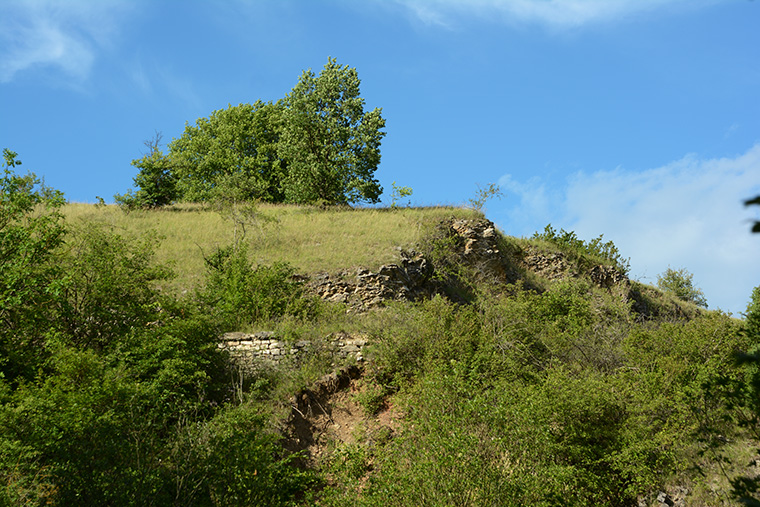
[3,199,757,506]
[63,203,483,294]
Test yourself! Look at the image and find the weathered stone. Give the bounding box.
[220,332,368,369]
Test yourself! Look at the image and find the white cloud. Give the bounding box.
[562,146,760,314]
[497,145,760,314]
[390,0,720,29]
[497,145,760,315]
[0,0,132,84]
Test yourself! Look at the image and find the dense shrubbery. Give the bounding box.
[200,244,316,329]
[318,281,749,506]
[0,158,315,506]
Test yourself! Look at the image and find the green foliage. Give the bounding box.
[123,59,386,207]
[467,182,503,213]
[367,296,482,390]
[656,267,708,308]
[328,281,744,507]
[208,171,278,247]
[712,286,760,505]
[279,57,385,205]
[200,244,314,329]
[389,181,413,209]
[114,133,178,210]
[0,162,316,505]
[170,101,285,203]
[50,224,173,350]
[3,150,755,505]
[0,149,66,383]
[533,224,631,274]
[170,402,314,507]
[746,286,760,340]
[131,154,176,208]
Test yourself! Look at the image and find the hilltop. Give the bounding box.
[2,198,757,506]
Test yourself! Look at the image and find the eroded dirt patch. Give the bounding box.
[283,365,402,469]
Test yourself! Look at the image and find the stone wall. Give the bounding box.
[219,331,367,369]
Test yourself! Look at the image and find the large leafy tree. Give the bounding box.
[279,57,385,205]
[169,100,285,202]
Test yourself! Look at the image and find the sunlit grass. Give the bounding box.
[62,202,483,294]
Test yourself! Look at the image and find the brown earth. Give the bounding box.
[283,365,402,470]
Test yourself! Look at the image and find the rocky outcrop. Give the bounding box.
[448,219,506,276]
[307,218,519,309]
[589,264,629,289]
[308,249,437,310]
[522,247,571,281]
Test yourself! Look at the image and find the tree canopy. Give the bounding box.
[120,58,385,207]
[170,100,285,203]
[278,57,385,205]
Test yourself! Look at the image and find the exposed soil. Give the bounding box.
[282,365,402,469]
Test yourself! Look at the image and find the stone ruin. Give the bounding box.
[219,331,367,370]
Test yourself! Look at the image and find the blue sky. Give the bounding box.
[1,0,759,314]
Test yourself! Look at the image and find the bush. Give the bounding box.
[656,267,708,308]
[0,149,66,383]
[50,223,173,350]
[200,244,314,328]
[114,134,178,209]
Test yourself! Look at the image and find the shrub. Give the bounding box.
[200,244,314,328]
[1,149,66,383]
[389,181,413,209]
[50,223,173,350]
[656,267,708,308]
[467,182,503,213]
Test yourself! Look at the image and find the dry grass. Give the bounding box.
[62,202,483,294]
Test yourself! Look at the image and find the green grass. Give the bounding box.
[63,203,483,294]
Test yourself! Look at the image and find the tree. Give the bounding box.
[278,57,385,205]
[169,101,285,202]
[115,132,178,209]
[656,267,708,308]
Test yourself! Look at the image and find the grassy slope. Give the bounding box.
[63,203,483,294]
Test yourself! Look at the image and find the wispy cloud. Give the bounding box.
[0,0,132,84]
[498,145,760,314]
[390,0,720,29]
